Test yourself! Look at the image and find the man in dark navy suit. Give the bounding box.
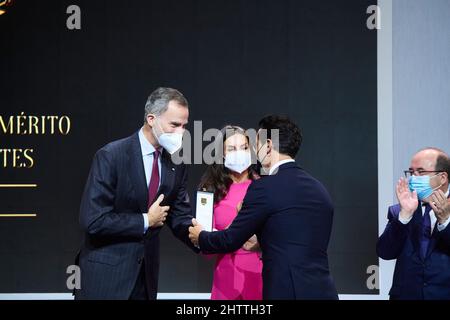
[377,148,450,300]
[189,115,338,300]
[75,88,198,300]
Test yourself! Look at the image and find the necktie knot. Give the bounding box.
[153,149,160,159]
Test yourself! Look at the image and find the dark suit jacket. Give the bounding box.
[199,162,338,300]
[377,200,450,300]
[74,131,197,300]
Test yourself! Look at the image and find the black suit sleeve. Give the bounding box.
[199,181,270,254]
[437,223,450,247]
[376,206,410,260]
[166,165,199,252]
[79,149,144,238]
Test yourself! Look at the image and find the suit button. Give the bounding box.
[423,282,427,287]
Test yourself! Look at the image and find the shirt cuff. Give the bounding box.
[437,216,450,232]
[398,215,413,225]
[142,213,149,234]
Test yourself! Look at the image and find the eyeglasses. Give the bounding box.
[403,170,443,178]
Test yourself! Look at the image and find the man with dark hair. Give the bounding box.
[377,147,450,300]
[75,87,198,300]
[189,115,338,300]
[258,115,303,159]
[436,153,450,181]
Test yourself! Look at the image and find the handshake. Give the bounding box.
[188,218,203,247]
[150,195,260,251]
[188,200,260,252]
[188,219,259,251]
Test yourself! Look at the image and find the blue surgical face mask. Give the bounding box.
[408,174,441,200]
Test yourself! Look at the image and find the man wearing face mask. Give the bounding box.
[75,87,198,300]
[189,115,338,300]
[377,147,450,300]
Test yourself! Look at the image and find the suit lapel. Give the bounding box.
[127,132,148,213]
[126,134,177,210]
[157,150,176,204]
[426,225,440,259]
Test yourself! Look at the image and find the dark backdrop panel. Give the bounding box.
[0,0,377,294]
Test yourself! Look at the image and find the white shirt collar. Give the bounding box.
[269,159,295,175]
[138,128,158,156]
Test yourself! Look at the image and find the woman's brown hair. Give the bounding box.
[198,125,257,204]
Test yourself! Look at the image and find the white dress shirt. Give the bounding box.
[139,128,162,233]
[269,159,296,175]
[399,188,450,233]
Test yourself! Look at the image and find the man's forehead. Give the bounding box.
[411,151,438,168]
[163,115,188,124]
[161,109,188,123]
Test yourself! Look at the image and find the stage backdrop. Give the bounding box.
[0,0,378,295]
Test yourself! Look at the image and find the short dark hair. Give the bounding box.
[436,154,450,180]
[258,115,302,158]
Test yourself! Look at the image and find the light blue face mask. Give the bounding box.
[408,175,440,200]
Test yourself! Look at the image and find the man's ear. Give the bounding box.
[146,114,156,127]
[442,172,449,185]
[266,139,272,155]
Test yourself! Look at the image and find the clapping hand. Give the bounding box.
[429,190,450,224]
[396,178,418,221]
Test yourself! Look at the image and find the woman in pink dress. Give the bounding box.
[199,125,263,300]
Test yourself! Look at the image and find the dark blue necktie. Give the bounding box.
[420,204,432,259]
